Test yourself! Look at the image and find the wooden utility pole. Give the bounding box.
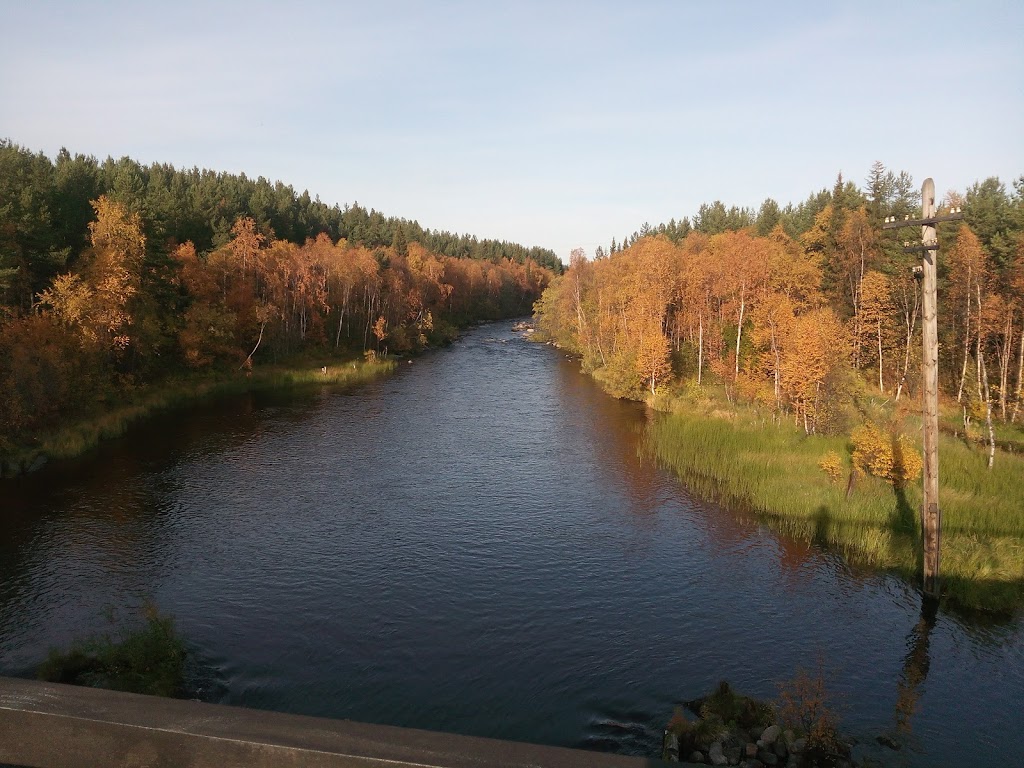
[918,180,941,598]
[883,179,962,599]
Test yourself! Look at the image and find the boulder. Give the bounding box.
[689,751,704,763]
[791,738,806,755]
[709,741,728,766]
[745,743,759,758]
[756,748,778,766]
[664,731,680,761]
[760,725,781,745]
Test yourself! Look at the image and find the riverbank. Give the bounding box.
[643,386,1024,614]
[0,355,396,479]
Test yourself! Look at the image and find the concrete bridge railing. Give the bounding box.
[0,676,662,768]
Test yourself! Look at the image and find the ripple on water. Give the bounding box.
[0,321,1022,768]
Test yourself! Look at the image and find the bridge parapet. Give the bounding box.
[0,676,661,768]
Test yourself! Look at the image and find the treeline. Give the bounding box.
[536,163,1024,440]
[0,140,561,314]
[0,142,555,446]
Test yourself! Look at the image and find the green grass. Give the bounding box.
[645,389,1024,613]
[37,605,187,697]
[938,399,1024,453]
[3,356,396,472]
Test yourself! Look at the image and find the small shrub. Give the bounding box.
[777,664,848,761]
[702,680,741,722]
[697,680,774,730]
[851,422,894,480]
[891,433,923,486]
[663,706,695,761]
[693,709,728,748]
[851,423,922,487]
[38,604,187,698]
[386,325,412,354]
[739,697,776,731]
[680,681,776,748]
[818,450,844,484]
[592,349,643,400]
[734,372,764,406]
[666,705,693,737]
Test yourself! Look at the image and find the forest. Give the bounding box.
[536,163,1024,444]
[0,141,556,457]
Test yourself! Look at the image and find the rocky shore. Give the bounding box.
[664,722,851,768]
[661,682,853,768]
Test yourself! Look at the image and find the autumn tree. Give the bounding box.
[856,271,896,393]
[38,196,145,354]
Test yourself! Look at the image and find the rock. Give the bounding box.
[772,740,787,759]
[757,748,778,766]
[744,760,764,768]
[689,751,705,763]
[876,734,901,751]
[26,453,47,473]
[745,743,758,758]
[725,746,742,765]
[665,731,680,761]
[709,741,728,766]
[782,730,796,751]
[760,725,781,746]
[791,738,806,754]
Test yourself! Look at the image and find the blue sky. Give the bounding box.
[2,0,1021,260]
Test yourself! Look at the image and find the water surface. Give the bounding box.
[2,321,1022,766]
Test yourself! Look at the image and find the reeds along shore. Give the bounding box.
[0,358,396,477]
[643,396,1024,614]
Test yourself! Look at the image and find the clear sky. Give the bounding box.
[2,0,1021,261]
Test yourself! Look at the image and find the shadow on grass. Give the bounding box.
[891,482,924,582]
[812,505,831,547]
[891,483,917,535]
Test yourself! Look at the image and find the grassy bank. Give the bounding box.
[645,388,1024,614]
[1,355,396,476]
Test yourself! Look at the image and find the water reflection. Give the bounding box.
[1,322,1023,767]
[895,597,938,737]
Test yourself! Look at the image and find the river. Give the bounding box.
[1,320,1022,766]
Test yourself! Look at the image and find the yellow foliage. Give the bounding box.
[851,422,922,486]
[38,273,96,342]
[852,422,894,479]
[892,433,923,485]
[38,197,147,353]
[818,451,843,483]
[634,318,671,395]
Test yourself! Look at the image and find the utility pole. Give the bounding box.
[883,179,962,599]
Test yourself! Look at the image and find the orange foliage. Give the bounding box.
[535,230,848,412]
